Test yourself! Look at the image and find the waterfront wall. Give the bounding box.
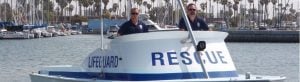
[225,31,299,43]
[82,30,299,43]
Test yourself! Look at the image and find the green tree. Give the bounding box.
[42,0,55,24]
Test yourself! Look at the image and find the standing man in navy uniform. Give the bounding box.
[118,8,148,35]
[178,3,209,31]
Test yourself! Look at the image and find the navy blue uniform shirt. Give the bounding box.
[118,20,148,35]
[178,17,209,31]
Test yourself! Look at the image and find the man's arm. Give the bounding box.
[141,22,148,32]
[200,19,209,31]
[118,22,127,35]
[178,18,186,31]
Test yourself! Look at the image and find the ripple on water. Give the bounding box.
[0,36,298,82]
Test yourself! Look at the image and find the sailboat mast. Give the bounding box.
[4,0,7,22]
[41,0,44,25]
[0,0,2,22]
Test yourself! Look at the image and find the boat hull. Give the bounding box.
[30,73,285,82]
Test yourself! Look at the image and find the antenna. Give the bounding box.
[176,0,210,79]
[100,0,104,50]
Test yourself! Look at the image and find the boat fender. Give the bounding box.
[245,72,251,79]
[196,41,206,51]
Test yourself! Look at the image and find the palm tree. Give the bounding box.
[143,1,148,13]
[182,0,188,6]
[102,0,109,12]
[78,0,83,16]
[42,0,54,24]
[233,0,240,16]
[277,3,283,27]
[56,0,68,22]
[227,2,233,17]
[34,0,40,9]
[81,0,89,16]
[93,0,100,16]
[109,8,113,18]
[34,0,40,24]
[248,0,254,21]
[264,0,270,22]
[233,0,240,27]
[135,0,143,8]
[87,0,93,16]
[119,0,122,16]
[164,0,170,4]
[271,0,277,27]
[213,0,220,18]
[146,3,152,13]
[112,3,119,17]
[261,0,270,27]
[193,0,198,4]
[200,3,207,12]
[16,0,27,23]
[259,0,264,27]
[151,0,155,7]
[221,0,229,28]
[221,0,227,17]
[208,0,214,18]
[68,5,74,23]
[66,0,72,17]
[200,3,207,18]
[289,6,296,15]
[55,6,59,23]
[233,4,238,19]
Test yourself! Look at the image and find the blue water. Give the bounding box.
[0,35,298,82]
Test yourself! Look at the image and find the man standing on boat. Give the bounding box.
[118,8,148,35]
[178,3,209,31]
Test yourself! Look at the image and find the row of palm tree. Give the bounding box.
[195,0,298,27]
[0,0,298,26]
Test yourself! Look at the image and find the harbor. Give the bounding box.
[0,0,299,82]
[0,0,299,42]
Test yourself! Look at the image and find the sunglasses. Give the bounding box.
[131,13,139,15]
[188,9,196,11]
